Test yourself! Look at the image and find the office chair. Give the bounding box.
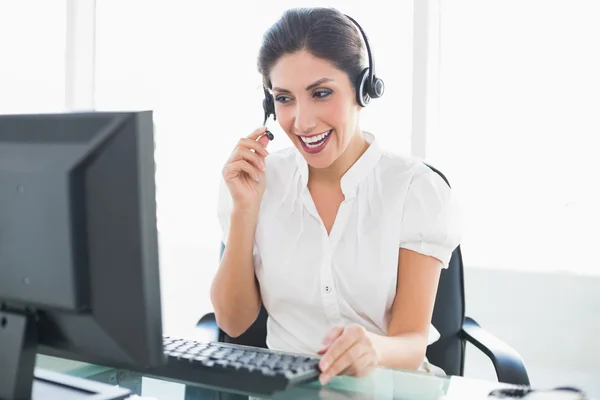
[196,164,530,386]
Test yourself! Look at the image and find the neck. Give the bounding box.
[308,130,370,186]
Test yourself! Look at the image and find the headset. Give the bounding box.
[262,14,384,135]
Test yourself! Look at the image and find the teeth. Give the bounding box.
[300,130,331,144]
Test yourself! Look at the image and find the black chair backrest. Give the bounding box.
[423,164,466,377]
[219,164,466,376]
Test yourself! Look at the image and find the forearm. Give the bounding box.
[368,331,428,371]
[210,208,262,337]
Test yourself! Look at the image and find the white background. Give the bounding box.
[430,0,600,276]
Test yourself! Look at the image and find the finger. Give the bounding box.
[237,137,269,157]
[320,326,345,350]
[223,160,261,182]
[319,343,366,385]
[319,329,358,372]
[341,351,373,377]
[354,358,377,378]
[257,133,271,147]
[317,328,345,356]
[317,339,336,355]
[231,146,266,171]
[247,126,269,140]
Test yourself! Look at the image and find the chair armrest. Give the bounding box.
[194,312,221,343]
[461,316,530,386]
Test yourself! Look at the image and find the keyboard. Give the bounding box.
[150,336,322,396]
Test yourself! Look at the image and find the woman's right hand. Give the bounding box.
[222,126,271,212]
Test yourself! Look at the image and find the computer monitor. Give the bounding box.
[0,111,164,400]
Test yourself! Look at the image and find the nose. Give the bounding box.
[293,101,317,134]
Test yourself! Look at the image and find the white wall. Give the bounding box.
[462,268,600,397]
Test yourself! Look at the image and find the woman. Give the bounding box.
[210,7,461,385]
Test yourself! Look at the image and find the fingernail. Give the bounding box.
[260,161,266,170]
[320,374,330,385]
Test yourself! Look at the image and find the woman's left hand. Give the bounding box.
[317,324,380,385]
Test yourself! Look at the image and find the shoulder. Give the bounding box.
[376,147,462,266]
[378,147,458,218]
[376,148,449,195]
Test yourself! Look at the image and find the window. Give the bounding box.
[95,1,415,333]
[430,0,600,275]
[0,1,66,113]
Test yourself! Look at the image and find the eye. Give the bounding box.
[275,95,292,103]
[313,89,332,99]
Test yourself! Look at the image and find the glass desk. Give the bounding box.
[36,354,520,400]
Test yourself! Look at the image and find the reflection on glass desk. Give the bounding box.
[36,354,525,400]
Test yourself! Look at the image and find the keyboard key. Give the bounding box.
[161,336,320,396]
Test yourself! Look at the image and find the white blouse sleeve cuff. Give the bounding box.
[400,241,456,268]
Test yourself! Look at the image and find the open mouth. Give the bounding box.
[298,130,332,154]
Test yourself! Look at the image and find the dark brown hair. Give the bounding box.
[257,7,366,91]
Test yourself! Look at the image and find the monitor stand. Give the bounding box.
[0,310,130,400]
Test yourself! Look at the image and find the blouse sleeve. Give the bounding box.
[399,166,462,268]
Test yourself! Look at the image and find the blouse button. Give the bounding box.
[325,286,331,293]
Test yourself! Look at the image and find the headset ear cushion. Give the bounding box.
[355,68,370,107]
[371,77,385,99]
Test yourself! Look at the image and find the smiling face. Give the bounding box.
[269,50,362,169]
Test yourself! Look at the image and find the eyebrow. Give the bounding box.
[272,78,334,94]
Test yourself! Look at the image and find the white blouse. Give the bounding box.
[218,132,462,356]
